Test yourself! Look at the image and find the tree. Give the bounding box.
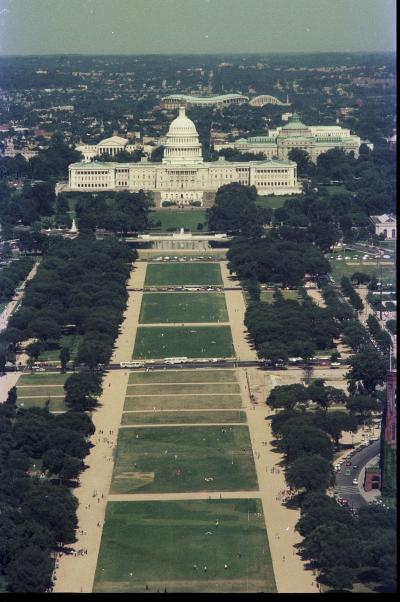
[77,337,111,370]
[347,350,387,393]
[149,145,164,162]
[314,411,358,447]
[22,480,78,544]
[64,372,102,411]
[296,492,354,537]
[324,566,354,590]
[288,148,315,177]
[279,425,333,462]
[26,341,43,361]
[286,454,334,492]
[59,456,84,481]
[0,351,6,374]
[5,546,54,593]
[351,272,371,285]
[243,279,260,303]
[302,520,362,573]
[60,347,70,373]
[6,386,17,407]
[267,384,308,410]
[346,395,380,424]
[207,183,262,235]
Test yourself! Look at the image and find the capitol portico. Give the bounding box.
[68,107,302,207]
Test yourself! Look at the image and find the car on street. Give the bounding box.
[345,469,351,476]
[352,478,358,485]
[345,460,352,466]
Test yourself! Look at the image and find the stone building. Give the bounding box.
[370,214,397,240]
[68,107,301,207]
[75,136,140,162]
[213,113,361,162]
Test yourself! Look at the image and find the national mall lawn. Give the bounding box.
[110,424,257,494]
[145,262,223,286]
[93,499,276,593]
[133,326,235,359]
[139,292,228,323]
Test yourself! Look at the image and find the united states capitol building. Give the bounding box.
[68,107,301,207]
[214,113,361,162]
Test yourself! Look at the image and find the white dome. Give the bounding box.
[163,106,203,164]
[167,106,198,135]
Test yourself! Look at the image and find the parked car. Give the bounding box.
[352,478,358,485]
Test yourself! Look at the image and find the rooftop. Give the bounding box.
[162,93,248,102]
[370,213,397,224]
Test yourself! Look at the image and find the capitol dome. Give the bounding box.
[163,106,203,164]
[167,106,198,135]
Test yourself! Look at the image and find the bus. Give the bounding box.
[164,357,188,365]
[120,361,145,368]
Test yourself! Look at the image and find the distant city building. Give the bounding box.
[161,93,249,109]
[370,214,397,240]
[68,107,301,207]
[1,141,38,159]
[213,113,361,162]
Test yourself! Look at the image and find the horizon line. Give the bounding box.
[0,50,396,58]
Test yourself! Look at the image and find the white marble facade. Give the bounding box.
[69,107,302,207]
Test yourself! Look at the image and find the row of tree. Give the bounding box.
[228,234,329,288]
[73,190,153,234]
[319,283,372,354]
[267,379,395,591]
[245,291,338,361]
[296,492,396,591]
[340,275,364,311]
[0,393,95,592]
[0,256,34,302]
[366,315,393,355]
[0,180,57,237]
[1,235,135,370]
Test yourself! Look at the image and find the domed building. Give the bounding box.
[68,107,301,207]
[214,112,361,162]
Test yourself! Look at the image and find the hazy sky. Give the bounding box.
[0,0,396,55]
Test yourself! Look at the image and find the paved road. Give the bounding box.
[334,440,380,509]
[3,359,350,375]
[348,242,396,261]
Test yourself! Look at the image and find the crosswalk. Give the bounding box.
[335,485,358,495]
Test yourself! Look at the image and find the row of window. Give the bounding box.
[255,169,289,174]
[75,170,110,175]
[75,183,109,188]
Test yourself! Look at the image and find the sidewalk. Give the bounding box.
[221,262,314,593]
[52,262,146,593]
